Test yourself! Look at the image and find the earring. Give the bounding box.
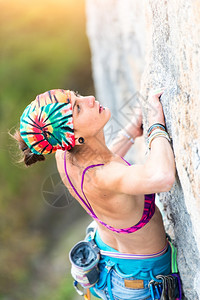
[78,137,85,144]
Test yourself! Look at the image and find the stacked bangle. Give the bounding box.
[147,123,166,137]
[119,130,135,144]
[147,123,170,149]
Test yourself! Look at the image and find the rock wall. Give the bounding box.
[86,0,200,299]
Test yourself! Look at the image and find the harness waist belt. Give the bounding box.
[100,242,168,260]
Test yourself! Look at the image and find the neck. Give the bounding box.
[70,131,113,166]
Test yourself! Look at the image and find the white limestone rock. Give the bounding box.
[86,0,200,298]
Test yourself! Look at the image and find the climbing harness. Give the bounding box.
[69,223,182,299]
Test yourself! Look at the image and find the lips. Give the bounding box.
[99,104,104,113]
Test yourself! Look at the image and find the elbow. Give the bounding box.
[157,171,176,192]
[145,169,176,194]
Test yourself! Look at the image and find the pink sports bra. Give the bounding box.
[64,151,155,234]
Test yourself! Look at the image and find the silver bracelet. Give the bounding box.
[119,130,134,144]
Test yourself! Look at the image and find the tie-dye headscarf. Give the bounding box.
[20,89,75,155]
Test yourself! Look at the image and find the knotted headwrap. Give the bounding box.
[20,89,75,155]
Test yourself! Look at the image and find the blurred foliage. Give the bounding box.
[0,0,94,299]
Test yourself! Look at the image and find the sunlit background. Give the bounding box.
[0,1,95,299]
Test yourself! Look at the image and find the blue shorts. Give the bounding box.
[91,230,171,300]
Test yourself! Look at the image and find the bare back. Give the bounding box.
[56,150,166,254]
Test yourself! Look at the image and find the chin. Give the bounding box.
[104,108,111,123]
[104,107,111,116]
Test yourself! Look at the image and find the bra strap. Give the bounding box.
[64,150,103,216]
[64,150,92,212]
[120,156,131,166]
[81,164,104,214]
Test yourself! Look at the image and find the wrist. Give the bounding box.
[124,122,141,140]
[147,123,166,136]
[119,129,135,144]
[147,123,171,150]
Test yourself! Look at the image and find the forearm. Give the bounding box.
[109,129,135,157]
[109,118,142,156]
[109,108,143,156]
[146,137,176,188]
[147,89,175,175]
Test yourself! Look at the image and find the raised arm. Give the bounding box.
[97,91,176,195]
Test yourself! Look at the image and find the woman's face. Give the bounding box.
[70,91,111,139]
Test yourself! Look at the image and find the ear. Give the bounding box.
[74,137,85,145]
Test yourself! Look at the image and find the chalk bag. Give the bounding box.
[69,240,100,289]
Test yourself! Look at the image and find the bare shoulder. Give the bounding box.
[95,160,128,192]
[95,159,156,195]
[55,149,64,160]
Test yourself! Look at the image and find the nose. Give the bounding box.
[80,95,95,107]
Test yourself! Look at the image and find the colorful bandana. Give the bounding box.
[20,89,75,155]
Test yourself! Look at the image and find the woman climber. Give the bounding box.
[13,88,181,299]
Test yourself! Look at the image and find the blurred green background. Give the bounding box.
[0,0,96,299]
